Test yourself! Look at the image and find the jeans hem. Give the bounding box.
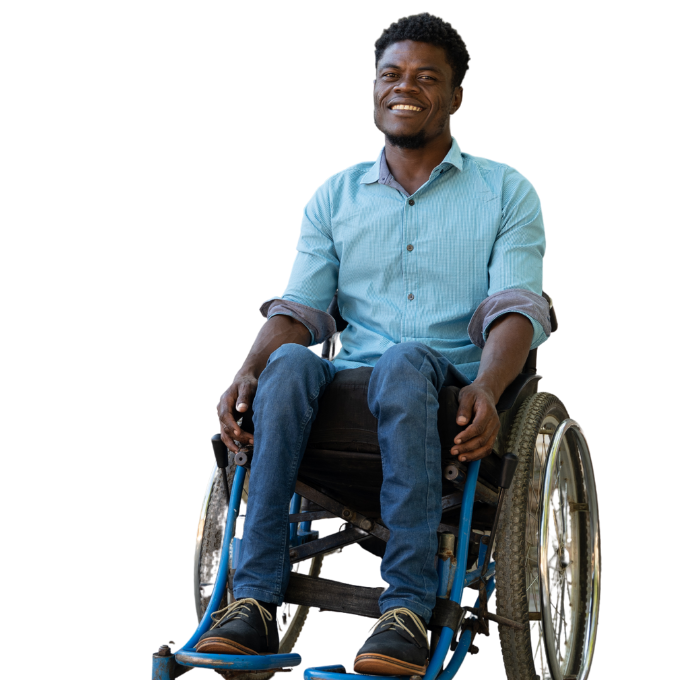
[232,587,282,606]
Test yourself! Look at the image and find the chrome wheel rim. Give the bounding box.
[538,419,601,680]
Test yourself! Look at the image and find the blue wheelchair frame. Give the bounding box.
[153,457,498,680]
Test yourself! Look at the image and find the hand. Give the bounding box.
[451,383,500,462]
[217,372,257,453]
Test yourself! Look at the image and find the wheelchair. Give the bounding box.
[152,294,601,680]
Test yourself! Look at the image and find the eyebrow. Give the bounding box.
[379,63,446,75]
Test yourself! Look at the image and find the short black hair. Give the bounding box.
[375,13,470,88]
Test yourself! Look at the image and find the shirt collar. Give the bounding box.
[360,138,464,186]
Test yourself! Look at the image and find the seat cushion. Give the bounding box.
[300,366,466,514]
[307,366,465,454]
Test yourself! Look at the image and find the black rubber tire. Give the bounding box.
[495,393,589,680]
[197,459,322,679]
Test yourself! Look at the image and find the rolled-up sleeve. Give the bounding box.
[468,168,551,349]
[261,181,339,346]
[260,298,336,346]
[468,290,551,348]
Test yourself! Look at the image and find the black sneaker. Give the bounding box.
[196,598,279,655]
[354,607,429,676]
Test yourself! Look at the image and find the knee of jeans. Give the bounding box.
[377,341,432,371]
[267,343,318,374]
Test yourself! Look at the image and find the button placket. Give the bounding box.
[403,196,417,337]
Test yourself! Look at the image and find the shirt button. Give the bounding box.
[408,293,414,301]
[408,199,415,206]
[407,244,414,252]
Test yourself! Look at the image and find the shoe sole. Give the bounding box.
[195,638,259,655]
[354,653,427,676]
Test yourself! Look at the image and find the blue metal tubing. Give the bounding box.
[175,650,301,671]
[303,665,347,680]
[436,553,454,598]
[305,672,398,680]
[289,492,302,546]
[152,653,176,680]
[463,561,495,586]
[437,578,496,680]
[175,466,302,671]
[423,459,481,680]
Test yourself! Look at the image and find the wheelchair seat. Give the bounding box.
[298,365,501,518]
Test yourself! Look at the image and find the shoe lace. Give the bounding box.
[370,608,428,647]
[209,598,274,642]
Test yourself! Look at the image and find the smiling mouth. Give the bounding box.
[390,104,424,112]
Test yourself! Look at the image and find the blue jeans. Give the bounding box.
[232,341,467,622]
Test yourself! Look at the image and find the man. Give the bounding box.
[197,12,551,677]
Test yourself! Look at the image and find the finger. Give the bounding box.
[452,414,498,455]
[456,389,475,427]
[458,440,496,462]
[454,406,491,443]
[228,417,254,444]
[454,419,485,444]
[454,398,497,444]
[217,393,241,437]
[220,425,239,453]
[235,429,255,444]
[452,431,493,456]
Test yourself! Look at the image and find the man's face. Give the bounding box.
[373,40,462,148]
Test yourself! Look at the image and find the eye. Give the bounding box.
[382,72,398,79]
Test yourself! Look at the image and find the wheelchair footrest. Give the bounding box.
[304,665,405,680]
[304,664,347,679]
[175,649,301,672]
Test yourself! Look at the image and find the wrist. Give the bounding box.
[470,377,502,404]
[237,363,261,381]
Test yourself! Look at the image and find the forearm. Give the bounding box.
[239,315,311,379]
[474,313,533,402]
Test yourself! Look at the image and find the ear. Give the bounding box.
[449,85,463,116]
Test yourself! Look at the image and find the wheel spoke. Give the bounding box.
[550,505,564,554]
[533,623,543,659]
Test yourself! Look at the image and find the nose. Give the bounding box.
[394,72,421,93]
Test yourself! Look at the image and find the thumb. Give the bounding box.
[456,389,475,426]
[236,382,255,413]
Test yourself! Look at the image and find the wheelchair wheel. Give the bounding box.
[194,454,322,678]
[496,393,600,680]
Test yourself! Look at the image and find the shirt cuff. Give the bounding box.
[259,298,337,346]
[468,289,551,350]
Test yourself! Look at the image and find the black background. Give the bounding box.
[138,10,594,678]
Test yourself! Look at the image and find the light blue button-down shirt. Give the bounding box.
[271,139,549,382]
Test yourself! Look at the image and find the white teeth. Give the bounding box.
[392,104,423,111]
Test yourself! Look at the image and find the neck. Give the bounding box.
[384,132,453,196]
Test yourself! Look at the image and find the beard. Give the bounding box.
[383,130,428,149]
[374,103,452,150]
